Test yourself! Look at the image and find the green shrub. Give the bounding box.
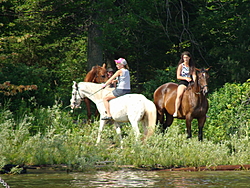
[205,80,250,142]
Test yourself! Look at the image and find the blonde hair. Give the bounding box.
[124,64,129,70]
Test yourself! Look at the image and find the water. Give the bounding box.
[1,168,250,188]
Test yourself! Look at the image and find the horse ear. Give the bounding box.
[195,68,201,72]
[73,81,77,88]
[102,63,106,68]
[206,66,212,71]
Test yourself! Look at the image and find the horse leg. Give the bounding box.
[166,112,174,126]
[94,109,99,119]
[96,120,105,144]
[141,101,156,142]
[185,115,193,139]
[142,120,148,140]
[197,116,206,141]
[156,109,164,125]
[130,121,140,141]
[158,109,168,132]
[141,119,154,141]
[84,98,91,121]
[162,111,168,130]
[159,110,173,131]
[114,122,123,148]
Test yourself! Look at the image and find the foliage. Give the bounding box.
[1,0,250,112]
[205,80,250,142]
[195,0,250,86]
[0,0,88,109]
[0,81,37,96]
[0,63,55,110]
[142,66,177,100]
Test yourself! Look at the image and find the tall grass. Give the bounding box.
[0,106,249,171]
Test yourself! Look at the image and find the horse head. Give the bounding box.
[85,63,108,83]
[94,63,108,83]
[70,81,84,109]
[195,67,211,95]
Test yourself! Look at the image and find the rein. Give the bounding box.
[75,83,102,100]
[195,84,208,95]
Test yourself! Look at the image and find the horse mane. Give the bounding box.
[186,81,195,90]
[186,68,204,91]
[84,66,97,82]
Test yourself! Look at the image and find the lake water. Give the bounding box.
[1,168,250,188]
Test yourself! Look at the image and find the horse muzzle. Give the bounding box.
[70,104,81,109]
[202,86,208,95]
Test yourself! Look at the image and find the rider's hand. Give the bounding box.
[102,84,107,88]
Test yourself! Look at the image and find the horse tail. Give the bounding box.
[143,99,157,139]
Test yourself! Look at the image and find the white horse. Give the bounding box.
[70,81,156,144]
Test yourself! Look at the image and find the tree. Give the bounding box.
[193,0,250,86]
[0,0,88,107]
[1,0,249,111]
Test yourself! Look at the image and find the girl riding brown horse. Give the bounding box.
[153,67,211,141]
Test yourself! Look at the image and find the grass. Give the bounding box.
[0,102,249,172]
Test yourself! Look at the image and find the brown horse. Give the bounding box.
[153,68,210,141]
[84,63,108,120]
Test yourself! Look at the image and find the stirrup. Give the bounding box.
[101,116,113,120]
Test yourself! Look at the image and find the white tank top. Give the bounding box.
[180,63,190,77]
[117,69,130,89]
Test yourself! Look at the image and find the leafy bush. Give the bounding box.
[205,80,250,142]
[0,64,55,110]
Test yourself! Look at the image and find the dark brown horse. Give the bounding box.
[84,63,108,120]
[153,68,210,141]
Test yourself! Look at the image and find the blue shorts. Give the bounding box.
[112,89,131,97]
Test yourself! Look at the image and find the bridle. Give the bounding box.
[72,83,85,108]
[195,70,208,95]
[76,84,85,100]
[72,82,104,109]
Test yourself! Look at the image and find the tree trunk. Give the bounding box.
[87,24,103,70]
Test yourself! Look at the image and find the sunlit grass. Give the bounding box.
[0,101,249,172]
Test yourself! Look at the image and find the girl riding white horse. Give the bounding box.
[70,81,156,144]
